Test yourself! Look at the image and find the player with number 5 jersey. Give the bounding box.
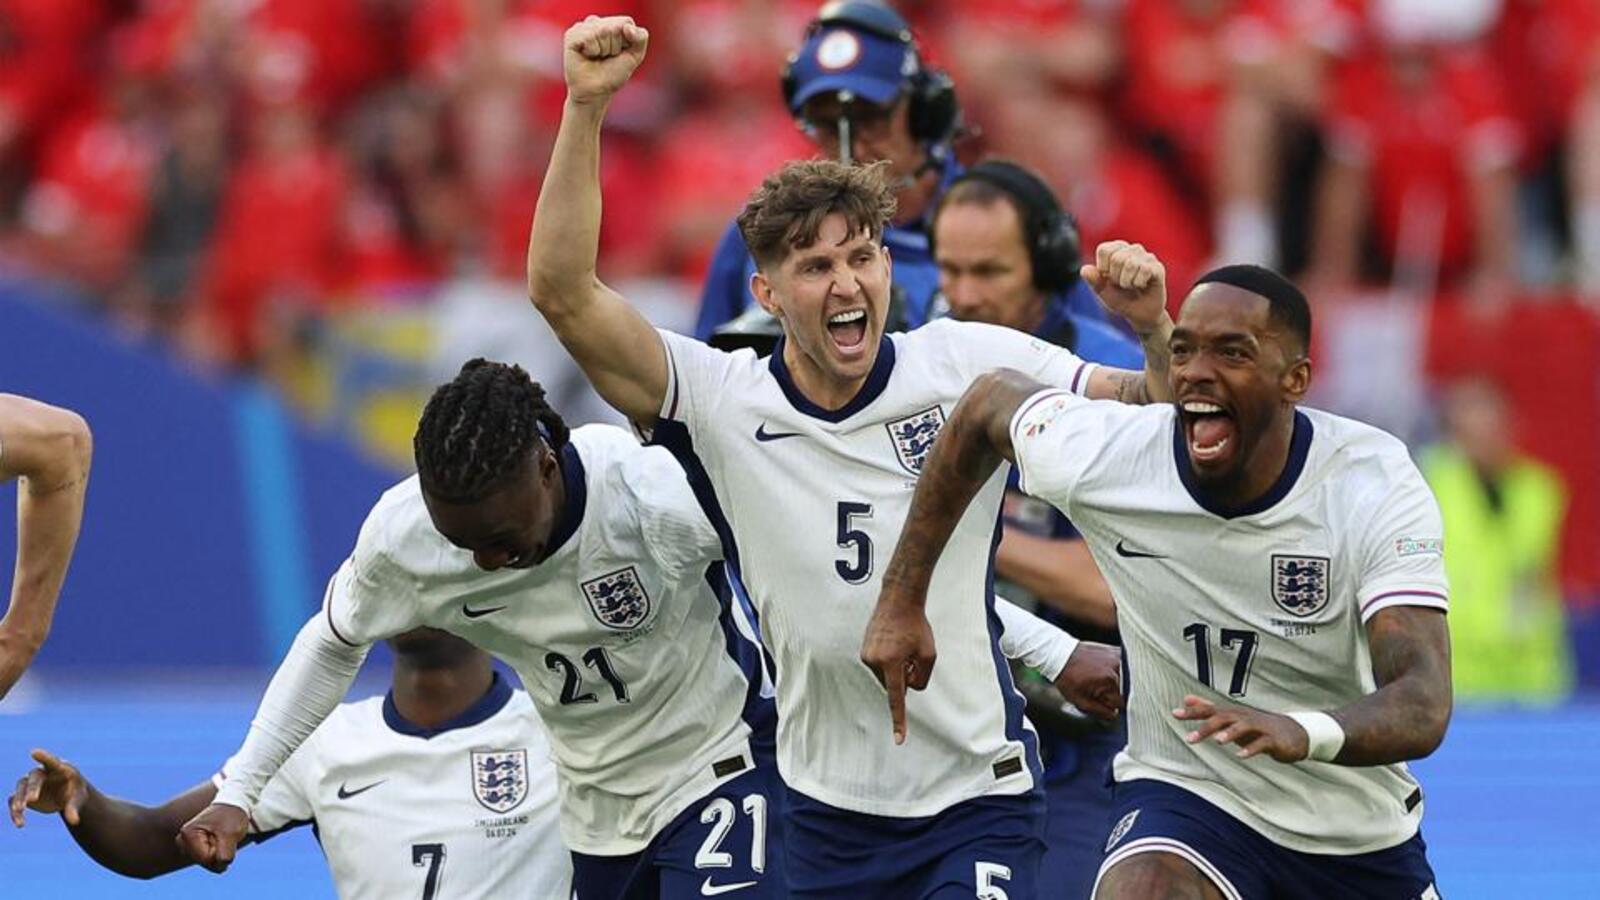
[526,16,1172,897]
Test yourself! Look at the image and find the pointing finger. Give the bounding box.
[884,660,909,745]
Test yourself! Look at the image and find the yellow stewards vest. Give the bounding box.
[1420,445,1572,704]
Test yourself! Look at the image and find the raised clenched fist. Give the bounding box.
[1081,240,1168,335]
[563,15,650,106]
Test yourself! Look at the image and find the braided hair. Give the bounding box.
[413,359,570,502]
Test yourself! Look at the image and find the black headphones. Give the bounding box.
[939,160,1083,294]
[780,1,961,149]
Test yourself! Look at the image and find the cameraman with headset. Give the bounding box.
[694,0,1113,348]
[931,159,1150,899]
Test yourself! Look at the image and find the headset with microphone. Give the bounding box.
[780,1,962,162]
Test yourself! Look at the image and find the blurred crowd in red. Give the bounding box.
[3,0,1599,365]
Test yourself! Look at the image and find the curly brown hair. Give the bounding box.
[736,159,898,271]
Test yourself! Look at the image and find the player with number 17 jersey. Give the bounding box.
[1011,396,1449,855]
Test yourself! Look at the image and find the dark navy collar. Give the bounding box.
[1172,410,1314,519]
[768,335,897,423]
[543,441,587,559]
[383,670,514,739]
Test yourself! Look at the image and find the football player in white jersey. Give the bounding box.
[169,359,1094,899]
[525,16,1162,898]
[0,394,92,700]
[9,628,572,899]
[172,360,787,898]
[868,265,1452,899]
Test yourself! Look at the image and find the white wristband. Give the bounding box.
[1286,711,1345,763]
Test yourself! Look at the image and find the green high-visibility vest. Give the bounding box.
[1420,445,1572,704]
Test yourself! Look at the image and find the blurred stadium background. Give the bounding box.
[1,0,1598,896]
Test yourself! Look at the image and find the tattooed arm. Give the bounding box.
[1331,607,1452,764]
[1177,606,1452,765]
[860,369,1046,743]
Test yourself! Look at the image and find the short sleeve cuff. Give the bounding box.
[1068,361,1098,396]
[656,327,685,423]
[1358,588,1449,624]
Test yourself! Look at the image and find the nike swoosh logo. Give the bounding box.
[754,423,802,442]
[336,780,386,800]
[701,878,759,896]
[1115,539,1167,559]
[462,604,507,619]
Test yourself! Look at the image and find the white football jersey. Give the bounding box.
[325,424,771,855]
[651,319,1098,817]
[1009,392,1450,854]
[218,683,571,900]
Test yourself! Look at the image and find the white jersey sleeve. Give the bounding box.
[1352,454,1450,622]
[1008,388,1143,506]
[214,732,320,837]
[210,612,369,811]
[995,596,1079,680]
[325,520,431,646]
[656,328,746,432]
[926,318,1099,398]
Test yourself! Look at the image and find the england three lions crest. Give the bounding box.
[1271,554,1330,617]
[471,749,528,814]
[886,406,947,475]
[582,566,652,630]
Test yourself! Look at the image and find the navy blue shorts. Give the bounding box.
[1038,723,1123,900]
[1095,779,1440,900]
[570,755,787,899]
[786,787,1047,899]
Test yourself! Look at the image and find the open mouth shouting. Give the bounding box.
[826,308,871,358]
[1178,398,1238,469]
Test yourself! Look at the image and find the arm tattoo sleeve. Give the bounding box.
[1328,607,1452,766]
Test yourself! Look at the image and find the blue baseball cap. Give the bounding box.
[787,24,917,114]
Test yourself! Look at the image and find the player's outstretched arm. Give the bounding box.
[0,394,92,700]
[862,369,1048,743]
[1077,241,1175,405]
[178,612,368,873]
[525,15,667,426]
[1174,607,1451,766]
[10,749,215,878]
[994,598,1122,721]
